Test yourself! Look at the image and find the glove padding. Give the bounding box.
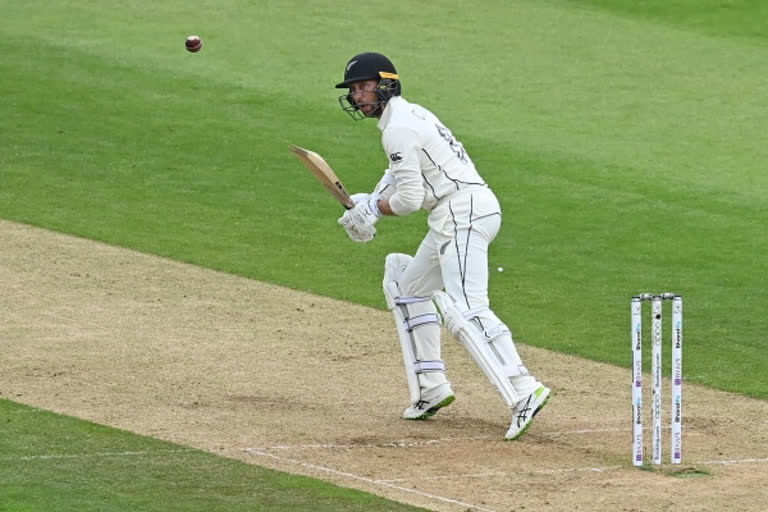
[338,193,381,243]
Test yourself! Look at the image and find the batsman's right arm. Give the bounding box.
[370,170,398,216]
[373,169,397,200]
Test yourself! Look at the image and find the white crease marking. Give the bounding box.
[0,449,194,461]
[245,448,499,512]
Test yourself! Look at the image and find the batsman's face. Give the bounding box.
[348,80,380,116]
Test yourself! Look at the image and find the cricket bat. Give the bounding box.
[289,145,355,209]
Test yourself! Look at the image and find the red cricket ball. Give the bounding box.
[185,35,202,53]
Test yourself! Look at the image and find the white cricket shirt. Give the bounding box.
[376,96,501,235]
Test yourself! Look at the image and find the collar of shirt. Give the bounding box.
[377,95,406,132]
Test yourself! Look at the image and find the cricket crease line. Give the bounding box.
[245,449,499,512]
[378,470,508,482]
[700,457,768,466]
[259,434,493,451]
[0,449,195,462]
[369,456,768,483]
[252,427,706,452]
[378,465,624,483]
[11,408,48,414]
[541,426,706,437]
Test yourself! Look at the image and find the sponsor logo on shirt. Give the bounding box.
[389,152,403,162]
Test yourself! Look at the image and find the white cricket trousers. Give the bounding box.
[397,187,533,396]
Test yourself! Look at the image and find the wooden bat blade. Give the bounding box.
[289,145,354,209]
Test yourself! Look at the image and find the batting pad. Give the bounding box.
[432,290,520,407]
[384,253,446,405]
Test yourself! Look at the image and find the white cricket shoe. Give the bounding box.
[505,385,550,440]
[403,386,455,420]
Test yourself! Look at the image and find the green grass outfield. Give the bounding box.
[0,401,427,511]
[1,0,767,509]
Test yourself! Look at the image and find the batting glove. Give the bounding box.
[338,195,381,242]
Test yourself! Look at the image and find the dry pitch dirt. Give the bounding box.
[2,219,767,512]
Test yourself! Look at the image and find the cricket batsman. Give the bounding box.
[336,52,550,440]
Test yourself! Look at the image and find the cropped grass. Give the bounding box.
[1,0,767,508]
[4,0,766,397]
[0,400,427,512]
